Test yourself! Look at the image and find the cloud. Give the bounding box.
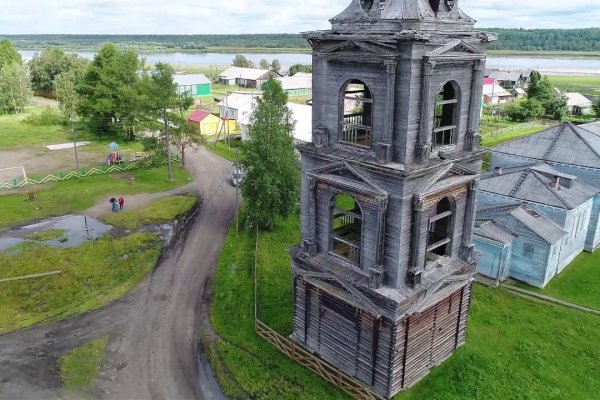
[0,0,598,34]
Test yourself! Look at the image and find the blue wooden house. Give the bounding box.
[474,163,598,288]
[490,122,600,252]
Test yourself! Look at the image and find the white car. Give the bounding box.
[231,167,245,187]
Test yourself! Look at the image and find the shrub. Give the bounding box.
[24,107,67,126]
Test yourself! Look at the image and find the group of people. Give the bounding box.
[109,197,125,213]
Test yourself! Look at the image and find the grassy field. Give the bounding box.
[0,165,192,229]
[481,124,550,148]
[547,76,600,97]
[207,140,241,163]
[514,249,600,310]
[210,215,600,400]
[0,232,160,333]
[102,195,196,229]
[60,336,108,394]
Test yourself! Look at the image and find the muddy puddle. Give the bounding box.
[0,215,112,251]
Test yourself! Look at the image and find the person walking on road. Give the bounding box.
[110,198,118,213]
[119,197,125,211]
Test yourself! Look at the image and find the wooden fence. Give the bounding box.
[0,157,179,191]
[253,231,386,400]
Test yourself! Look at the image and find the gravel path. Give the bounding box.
[0,147,235,400]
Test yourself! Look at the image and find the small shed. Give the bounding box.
[218,92,260,121]
[474,220,517,284]
[187,110,222,135]
[174,74,212,97]
[512,88,526,100]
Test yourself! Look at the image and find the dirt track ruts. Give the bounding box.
[0,147,235,400]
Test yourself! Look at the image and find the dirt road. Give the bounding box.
[0,148,235,400]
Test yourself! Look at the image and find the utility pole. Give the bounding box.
[71,116,80,173]
[164,109,173,182]
[236,151,240,236]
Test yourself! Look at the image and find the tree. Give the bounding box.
[240,78,300,230]
[527,70,568,120]
[77,44,142,139]
[232,54,253,68]
[544,95,568,121]
[54,58,88,120]
[594,97,600,120]
[148,62,179,181]
[289,64,312,76]
[259,59,270,69]
[0,62,32,114]
[169,93,206,166]
[0,40,22,69]
[271,59,281,73]
[29,49,89,93]
[505,98,544,122]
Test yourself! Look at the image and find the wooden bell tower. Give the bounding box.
[290,0,494,397]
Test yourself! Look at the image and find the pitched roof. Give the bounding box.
[489,70,522,82]
[187,110,212,123]
[565,92,593,108]
[276,75,312,90]
[478,205,567,244]
[218,92,260,111]
[482,79,510,97]
[174,74,210,86]
[480,163,598,209]
[491,123,600,169]
[218,66,274,81]
[474,221,517,245]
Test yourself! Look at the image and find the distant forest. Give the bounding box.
[3,29,600,52]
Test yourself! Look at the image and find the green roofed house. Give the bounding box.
[174,74,212,97]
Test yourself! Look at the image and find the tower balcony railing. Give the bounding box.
[433,125,456,147]
[340,116,372,148]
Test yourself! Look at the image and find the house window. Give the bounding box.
[427,197,454,258]
[523,244,535,259]
[433,82,459,148]
[340,80,373,148]
[331,194,362,266]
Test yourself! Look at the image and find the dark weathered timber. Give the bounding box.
[290,0,491,398]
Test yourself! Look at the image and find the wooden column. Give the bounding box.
[303,176,318,256]
[383,60,397,143]
[460,179,479,261]
[465,59,485,152]
[416,60,436,164]
[408,195,427,286]
[370,197,388,288]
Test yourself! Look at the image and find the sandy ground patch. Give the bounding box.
[0,147,109,176]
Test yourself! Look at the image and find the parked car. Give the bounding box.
[231,166,245,186]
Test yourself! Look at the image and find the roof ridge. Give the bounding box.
[509,169,530,197]
[572,124,600,161]
[541,123,567,161]
[529,170,571,208]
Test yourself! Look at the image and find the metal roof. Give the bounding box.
[276,75,312,91]
[174,74,211,86]
[480,163,599,209]
[474,221,517,245]
[218,67,274,81]
[510,205,567,244]
[492,123,600,169]
[565,92,593,108]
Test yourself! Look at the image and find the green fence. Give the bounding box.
[0,157,179,191]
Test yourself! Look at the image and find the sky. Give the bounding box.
[1,0,599,34]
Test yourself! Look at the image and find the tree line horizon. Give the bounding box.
[3,29,600,52]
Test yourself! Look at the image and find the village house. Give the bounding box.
[186,110,232,136]
[564,92,594,115]
[218,92,260,122]
[174,74,212,97]
[273,75,313,97]
[479,122,600,288]
[486,68,532,89]
[218,66,280,88]
[482,77,512,105]
[475,163,598,288]
[512,88,527,100]
[239,102,312,144]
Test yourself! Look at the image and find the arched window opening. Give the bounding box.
[433,82,459,148]
[427,197,453,259]
[331,194,362,265]
[340,80,373,148]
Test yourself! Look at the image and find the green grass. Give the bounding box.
[211,215,600,400]
[102,195,197,229]
[23,229,65,241]
[548,76,600,97]
[513,249,600,310]
[481,125,549,148]
[0,112,75,149]
[208,141,240,162]
[0,232,160,333]
[0,165,192,229]
[60,336,108,393]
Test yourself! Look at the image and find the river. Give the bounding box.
[18,50,600,76]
